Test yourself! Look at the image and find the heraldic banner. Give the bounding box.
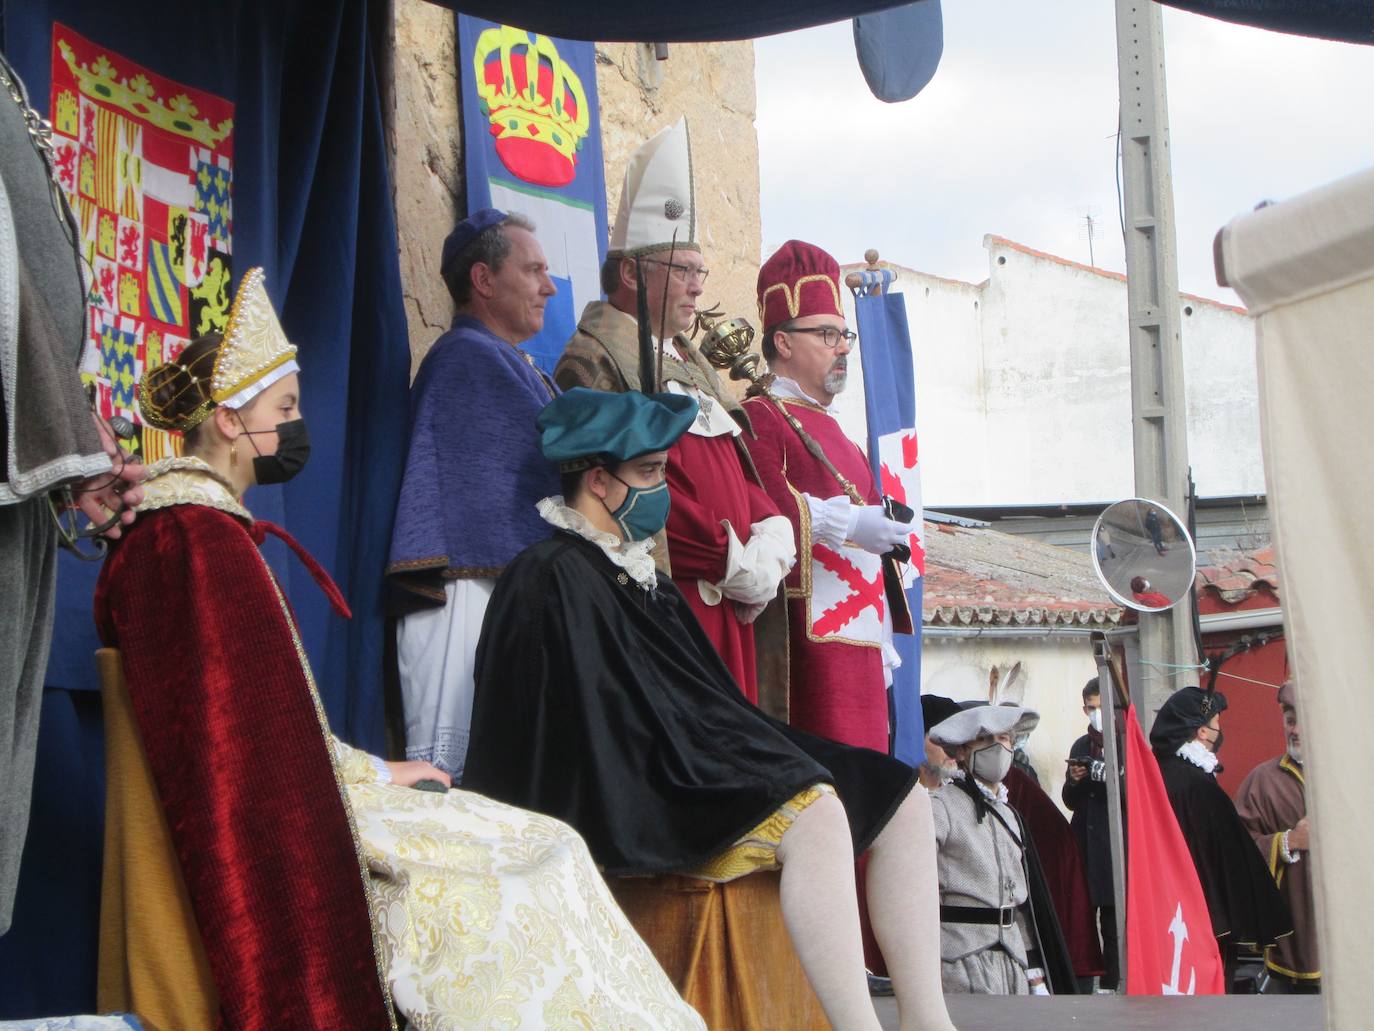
[49,23,235,464]
[853,272,926,766]
[1124,703,1226,995]
[456,15,609,373]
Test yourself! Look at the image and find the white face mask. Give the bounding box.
[970,742,1014,786]
[1089,708,1103,733]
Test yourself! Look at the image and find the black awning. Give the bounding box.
[430,0,1372,45]
[1153,1,1371,44]
[429,0,905,42]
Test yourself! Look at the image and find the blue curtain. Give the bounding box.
[0,0,408,1014]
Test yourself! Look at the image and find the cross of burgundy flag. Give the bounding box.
[1124,704,1227,995]
[852,271,925,766]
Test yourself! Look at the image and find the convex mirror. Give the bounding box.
[1090,498,1196,612]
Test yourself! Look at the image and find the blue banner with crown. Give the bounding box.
[456,16,609,373]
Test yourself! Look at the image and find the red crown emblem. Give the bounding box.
[473,26,590,188]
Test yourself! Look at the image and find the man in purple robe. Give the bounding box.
[386,208,559,779]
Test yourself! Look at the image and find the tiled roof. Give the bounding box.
[1195,545,1279,605]
[922,520,1123,629]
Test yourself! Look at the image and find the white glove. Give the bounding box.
[714,516,797,607]
[847,504,913,555]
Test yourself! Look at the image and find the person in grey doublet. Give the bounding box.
[0,54,144,934]
[928,704,1049,995]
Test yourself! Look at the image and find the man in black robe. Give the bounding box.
[465,387,955,1031]
[1063,678,1119,991]
[1149,685,1292,991]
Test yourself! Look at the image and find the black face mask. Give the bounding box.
[1210,728,1225,757]
[238,417,311,485]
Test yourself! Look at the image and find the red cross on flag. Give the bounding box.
[877,428,925,581]
[807,542,885,646]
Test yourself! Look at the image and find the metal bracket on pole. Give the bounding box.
[1093,630,1128,992]
[1115,0,1197,720]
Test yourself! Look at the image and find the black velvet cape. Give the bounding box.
[464,530,919,876]
[1154,751,1293,948]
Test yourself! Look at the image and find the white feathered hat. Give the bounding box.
[929,704,1040,748]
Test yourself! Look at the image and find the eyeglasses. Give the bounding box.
[786,326,857,349]
[641,258,710,284]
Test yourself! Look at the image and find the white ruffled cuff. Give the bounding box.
[804,494,852,551]
[707,516,797,608]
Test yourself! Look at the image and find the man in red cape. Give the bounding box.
[742,240,916,753]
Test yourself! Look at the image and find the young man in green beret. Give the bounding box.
[464,387,955,1031]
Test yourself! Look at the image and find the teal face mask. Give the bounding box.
[607,472,671,541]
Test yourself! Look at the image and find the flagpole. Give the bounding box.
[842,248,884,295]
[1094,631,1129,992]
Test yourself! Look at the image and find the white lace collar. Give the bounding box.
[769,374,837,413]
[537,496,658,590]
[975,777,1010,806]
[138,456,251,521]
[1176,739,1220,774]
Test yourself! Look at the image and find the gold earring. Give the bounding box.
[230,440,238,468]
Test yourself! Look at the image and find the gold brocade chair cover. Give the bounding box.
[609,872,828,1031]
[96,647,219,1030]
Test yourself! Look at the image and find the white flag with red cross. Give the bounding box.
[807,542,886,647]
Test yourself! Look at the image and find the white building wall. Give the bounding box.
[979,243,1137,504]
[1180,297,1265,497]
[921,635,1100,816]
[836,236,1262,507]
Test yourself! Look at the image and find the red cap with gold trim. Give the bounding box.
[757,240,845,332]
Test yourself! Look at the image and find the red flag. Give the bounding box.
[1124,704,1226,995]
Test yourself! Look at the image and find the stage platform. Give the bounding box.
[876,993,1322,1029]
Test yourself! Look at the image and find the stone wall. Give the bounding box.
[388,5,763,375]
[595,42,762,332]
[391,0,463,375]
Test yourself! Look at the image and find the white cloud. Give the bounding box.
[757,2,1374,302]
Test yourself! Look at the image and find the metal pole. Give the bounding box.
[1114,0,1196,721]
[1094,632,1128,992]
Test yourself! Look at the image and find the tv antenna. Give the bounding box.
[1077,205,1102,267]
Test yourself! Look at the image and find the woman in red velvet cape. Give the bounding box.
[95,320,397,1028]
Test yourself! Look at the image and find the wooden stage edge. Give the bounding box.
[876,993,1322,1029]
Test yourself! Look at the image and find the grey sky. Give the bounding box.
[756,2,1374,304]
